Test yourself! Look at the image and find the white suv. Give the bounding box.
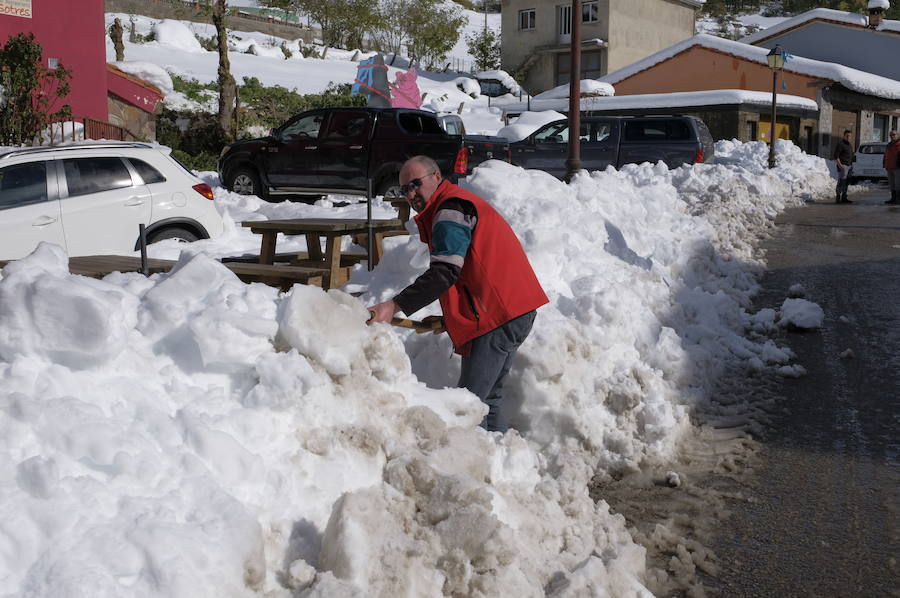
[0,142,224,260]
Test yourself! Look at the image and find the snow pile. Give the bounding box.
[246,43,286,60]
[778,298,825,329]
[353,139,831,466]
[0,140,831,596]
[535,80,616,100]
[151,19,205,53]
[454,76,481,97]
[0,243,649,597]
[110,60,174,96]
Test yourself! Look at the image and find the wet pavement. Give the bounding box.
[710,187,900,597]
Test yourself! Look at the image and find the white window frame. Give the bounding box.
[519,8,536,31]
[582,1,599,23]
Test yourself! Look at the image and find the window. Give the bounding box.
[128,158,166,184]
[62,157,133,197]
[534,123,568,143]
[0,161,49,209]
[280,113,324,139]
[624,119,692,141]
[747,120,758,141]
[555,50,604,86]
[397,112,443,135]
[859,144,886,154]
[582,1,598,23]
[322,111,369,140]
[519,9,535,30]
[442,118,463,136]
[873,114,888,141]
[593,122,612,142]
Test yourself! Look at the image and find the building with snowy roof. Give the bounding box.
[0,0,163,141]
[593,33,900,158]
[500,0,703,96]
[741,5,900,85]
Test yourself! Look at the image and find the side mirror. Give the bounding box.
[269,128,277,138]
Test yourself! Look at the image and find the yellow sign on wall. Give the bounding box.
[758,121,791,142]
[0,0,32,19]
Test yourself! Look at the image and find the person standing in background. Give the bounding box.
[883,130,899,205]
[833,130,854,204]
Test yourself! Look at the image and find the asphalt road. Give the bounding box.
[710,187,900,597]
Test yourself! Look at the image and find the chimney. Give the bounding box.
[868,0,890,27]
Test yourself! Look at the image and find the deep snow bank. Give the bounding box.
[0,140,831,597]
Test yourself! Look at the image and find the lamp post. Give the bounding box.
[766,44,785,169]
[565,0,582,182]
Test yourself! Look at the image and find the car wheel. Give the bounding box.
[377,177,402,200]
[228,167,266,198]
[147,227,199,244]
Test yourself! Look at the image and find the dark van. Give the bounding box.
[509,115,715,178]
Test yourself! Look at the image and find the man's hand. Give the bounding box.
[367,300,400,325]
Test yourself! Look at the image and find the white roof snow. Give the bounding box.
[494,89,818,116]
[598,33,900,101]
[740,8,900,43]
[534,80,615,100]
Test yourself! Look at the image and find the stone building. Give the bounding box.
[500,0,703,94]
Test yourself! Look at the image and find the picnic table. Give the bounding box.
[241,218,403,289]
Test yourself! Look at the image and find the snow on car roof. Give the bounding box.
[598,33,900,100]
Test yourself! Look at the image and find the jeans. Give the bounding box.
[836,164,852,199]
[458,310,537,433]
[888,169,900,192]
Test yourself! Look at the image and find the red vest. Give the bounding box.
[414,179,549,355]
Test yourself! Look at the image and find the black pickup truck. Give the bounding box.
[218,107,509,200]
[510,115,715,178]
[437,114,511,168]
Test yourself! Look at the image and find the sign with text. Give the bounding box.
[0,0,32,18]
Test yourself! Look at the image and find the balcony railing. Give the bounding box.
[38,117,133,146]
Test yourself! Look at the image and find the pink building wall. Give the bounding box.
[0,0,108,120]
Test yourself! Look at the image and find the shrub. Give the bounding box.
[171,74,217,104]
[0,32,72,146]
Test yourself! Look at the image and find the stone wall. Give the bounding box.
[108,94,158,141]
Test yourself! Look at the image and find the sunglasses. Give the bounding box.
[399,171,436,195]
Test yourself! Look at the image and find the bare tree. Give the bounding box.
[212,0,237,141]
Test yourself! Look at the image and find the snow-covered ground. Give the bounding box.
[0,137,835,596]
[105,10,508,134]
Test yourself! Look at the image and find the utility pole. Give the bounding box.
[565,0,582,182]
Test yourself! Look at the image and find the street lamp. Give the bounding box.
[766,44,785,169]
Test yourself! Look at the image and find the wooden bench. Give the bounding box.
[222,262,327,290]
